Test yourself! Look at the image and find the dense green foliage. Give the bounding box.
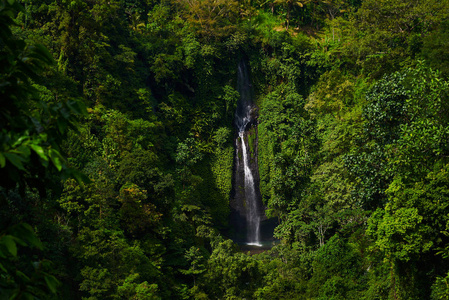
[2,0,449,298]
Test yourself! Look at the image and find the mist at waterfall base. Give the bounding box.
[229,59,278,251]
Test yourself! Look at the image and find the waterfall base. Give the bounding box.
[246,242,263,247]
[238,239,280,255]
[229,213,279,248]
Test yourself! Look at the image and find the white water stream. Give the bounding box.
[238,131,261,246]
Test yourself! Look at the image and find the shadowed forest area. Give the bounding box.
[2,0,449,298]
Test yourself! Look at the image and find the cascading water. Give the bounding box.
[231,58,263,246]
[238,131,260,245]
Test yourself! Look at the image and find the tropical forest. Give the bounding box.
[2,0,449,298]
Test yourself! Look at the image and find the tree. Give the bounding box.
[201,238,263,298]
[177,0,241,40]
[273,0,309,29]
[175,137,203,189]
[352,0,448,77]
[307,234,365,299]
[364,64,449,298]
[0,0,86,297]
[180,246,207,286]
[258,87,318,220]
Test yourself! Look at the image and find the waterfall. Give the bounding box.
[231,58,262,246]
[238,131,261,245]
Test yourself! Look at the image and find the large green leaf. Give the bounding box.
[30,144,47,160]
[67,168,91,186]
[16,270,31,282]
[44,275,60,294]
[13,223,43,250]
[0,152,5,167]
[4,152,25,170]
[49,148,64,171]
[0,235,17,257]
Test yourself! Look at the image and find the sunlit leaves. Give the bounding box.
[351,0,449,77]
[305,69,361,118]
[177,0,241,40]
[368,206,427,261]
